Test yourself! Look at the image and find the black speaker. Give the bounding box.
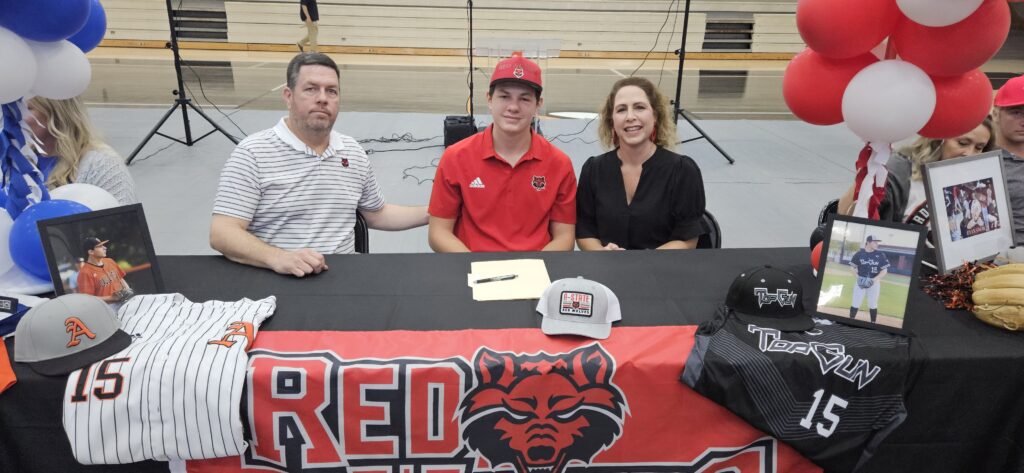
[444,115,477,147]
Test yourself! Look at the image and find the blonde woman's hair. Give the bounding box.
[900,117,995,181]
[597,76,676,151]
[29,96,115,189]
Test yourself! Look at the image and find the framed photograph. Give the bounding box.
[922,150,1017,274]
[37,204,163,304]
[815,215,926,334]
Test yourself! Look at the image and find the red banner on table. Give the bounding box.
[187,326,820,473]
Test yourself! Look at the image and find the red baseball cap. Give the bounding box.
[490,52,542,94]
[995,75,1024,108]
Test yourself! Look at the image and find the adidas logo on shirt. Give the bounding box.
[469,177,485,189]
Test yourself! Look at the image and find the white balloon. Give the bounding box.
[842,60,936,144]
[0,27,38,104]
[0,264,53,295]
[896,0,984,27]
[49,183,118,211]
[27,40,92,100]
[0,212,13,275]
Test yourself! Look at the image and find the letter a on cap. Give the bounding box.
[65,317,97,347]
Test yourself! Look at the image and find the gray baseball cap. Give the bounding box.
[14,294,131,376]
[537,277,621,339]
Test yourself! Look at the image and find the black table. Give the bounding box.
[2,249,1023,472]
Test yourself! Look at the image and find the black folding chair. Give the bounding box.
[354,211,369,254]
[697,210,722,249]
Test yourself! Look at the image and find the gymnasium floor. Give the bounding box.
[79,43,1023,254]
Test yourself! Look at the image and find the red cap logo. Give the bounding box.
[490,54,542,93]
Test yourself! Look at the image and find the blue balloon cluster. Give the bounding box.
[0,0,107,52]
[69,0,108,53]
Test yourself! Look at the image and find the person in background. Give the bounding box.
[26,96,138,205]
[949,197,964,241]
[210,53,427,277]
[964,198,997,237]
[575,76,707,250]
[992,75,1024,245]
[297,0,319,52]
[428,53,577,252]
[837,119,994,224]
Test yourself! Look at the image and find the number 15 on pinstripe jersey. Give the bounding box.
[70,358,131,402]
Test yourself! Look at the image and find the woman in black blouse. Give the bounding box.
[576,77,708,250]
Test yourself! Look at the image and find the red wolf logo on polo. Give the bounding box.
[243,343,778,472]
[531,175,546,191]
[459,345,625,473]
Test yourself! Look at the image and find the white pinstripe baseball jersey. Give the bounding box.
[62,293,276,464]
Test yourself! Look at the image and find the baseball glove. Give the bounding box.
[113,287,135,302]
[856,276,874,289]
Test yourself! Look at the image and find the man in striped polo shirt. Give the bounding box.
[210,53,428,277]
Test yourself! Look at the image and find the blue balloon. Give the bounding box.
[10,199,90,280]
[68,0,106,53]
[0,0,92,42]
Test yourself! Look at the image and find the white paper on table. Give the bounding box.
[468,259,551,301]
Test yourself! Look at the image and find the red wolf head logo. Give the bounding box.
[459,344,627,473]
[531,175,546,191]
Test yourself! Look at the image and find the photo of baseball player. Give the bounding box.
[943,178,1001,240]
[39,204,163,299]
[848,235,889,323]
[77,236,135,303]
[817,219,923,330]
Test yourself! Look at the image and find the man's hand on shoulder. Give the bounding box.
[270,248,329,277]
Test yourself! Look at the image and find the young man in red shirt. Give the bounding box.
[428,54,577,252]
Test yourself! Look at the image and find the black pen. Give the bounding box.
[474,274,518,284]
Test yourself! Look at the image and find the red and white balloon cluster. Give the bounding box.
[783,0,1011,219]
[0,0,107,104]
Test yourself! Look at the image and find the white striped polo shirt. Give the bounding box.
[212,118,384,254]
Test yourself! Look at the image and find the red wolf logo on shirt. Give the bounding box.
[532,175,546,191]
[459,344,627,473]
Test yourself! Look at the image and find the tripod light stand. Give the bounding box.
[672,0,735,164]
[126,0,240,165]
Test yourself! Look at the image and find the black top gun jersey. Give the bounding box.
[681,307,916,473]
[849,249,890,278]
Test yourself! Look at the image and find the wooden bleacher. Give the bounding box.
[98,0,804,59]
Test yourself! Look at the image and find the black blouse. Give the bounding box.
[576,147,708,249]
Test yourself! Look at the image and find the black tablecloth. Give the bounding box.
[2,248,1023,472]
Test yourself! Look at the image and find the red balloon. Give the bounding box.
[918,69,994,139]
[784,49,877,125]
[892,0,1010,77]
[811,241,824,271]
[797,0,900,59]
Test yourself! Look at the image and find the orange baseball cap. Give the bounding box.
[995,75,1024,108]
[490,52,542,94]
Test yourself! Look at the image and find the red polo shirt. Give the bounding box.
[429,125,577,252]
